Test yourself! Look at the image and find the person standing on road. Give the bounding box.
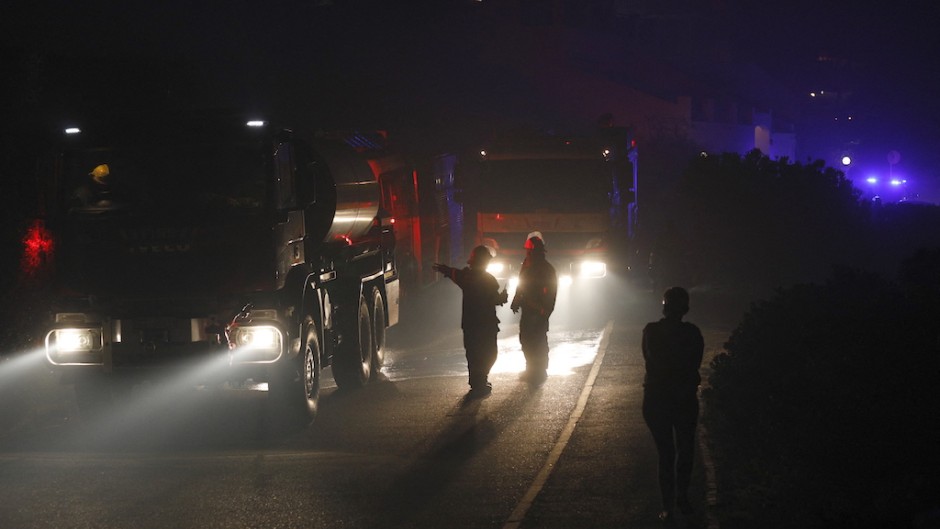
[510,233,557,384]
[433,245,508,398]
[641,286,704,522]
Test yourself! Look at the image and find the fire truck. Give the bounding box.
[37,111,404,422]
[329,132,463,300]
[455,129,635,297]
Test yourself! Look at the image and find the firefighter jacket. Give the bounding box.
[511,256,557,320]
[444,267,508,333]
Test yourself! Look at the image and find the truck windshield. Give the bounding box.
[476,159,611,212]
[61,137,269,217]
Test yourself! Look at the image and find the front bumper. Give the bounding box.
[45,314,289,372]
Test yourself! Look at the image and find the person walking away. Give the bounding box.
[510,234,557,385]
[641,286,704,523]
[433,245,508,398]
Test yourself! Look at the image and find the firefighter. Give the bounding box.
[433,245,509,398]
[73,164,114,208]
[510,233,557,384]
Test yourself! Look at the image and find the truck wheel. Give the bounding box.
[269,325,321,423]
[370,288,386,379]
[333,295,373,389]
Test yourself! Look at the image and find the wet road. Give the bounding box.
[0,279,636,529]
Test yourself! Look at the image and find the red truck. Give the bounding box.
[455,131,634,301]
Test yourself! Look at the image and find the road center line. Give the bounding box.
[502,320,614,529]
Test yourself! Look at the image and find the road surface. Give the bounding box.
[0,278,732,529]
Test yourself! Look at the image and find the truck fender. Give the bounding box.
[299,272,327,363]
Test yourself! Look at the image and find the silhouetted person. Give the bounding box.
[511,234,557,384]
[433,245,508,398]
[642,286,704,522]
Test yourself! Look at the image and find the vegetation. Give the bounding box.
[651,150,874,293]
[704,263,940,527]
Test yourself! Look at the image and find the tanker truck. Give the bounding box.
[38,111,399,422]
[322,131,463,297]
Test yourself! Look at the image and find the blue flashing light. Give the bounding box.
[866,177,878,184]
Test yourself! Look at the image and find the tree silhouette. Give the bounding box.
[663,150,869,291]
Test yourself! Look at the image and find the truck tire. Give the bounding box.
[370,287,386,379]
[269,324,321,423]
[332,295,373,389]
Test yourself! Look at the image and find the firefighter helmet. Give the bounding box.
[525,233,546,252]
[89,164,110,184]
[467,245,494,266]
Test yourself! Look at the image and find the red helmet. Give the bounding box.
[525,236,545,252]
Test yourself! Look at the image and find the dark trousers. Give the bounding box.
[463,328,498,388]
[519,314,549,374]
[642,390,699,511]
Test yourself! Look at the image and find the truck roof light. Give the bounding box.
[246,120,265,127]
[65,127,81,134]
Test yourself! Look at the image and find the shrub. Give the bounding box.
[666,151,870,291]
[704,267,940,527]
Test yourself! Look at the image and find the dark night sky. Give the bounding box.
[3,2,533,147]
[4,1,940,194]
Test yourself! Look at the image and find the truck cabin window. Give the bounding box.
[477,159,611,212]
[63,139,268,216]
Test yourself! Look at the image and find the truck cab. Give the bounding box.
[455,132,633,302]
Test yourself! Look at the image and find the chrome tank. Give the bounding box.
[310,140,381,242]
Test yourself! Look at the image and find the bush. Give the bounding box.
[704,266,940,527]
[663,151,870,291]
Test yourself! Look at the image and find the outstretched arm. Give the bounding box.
[432,263,457,283]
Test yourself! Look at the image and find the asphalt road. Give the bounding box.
[0,278,738,529]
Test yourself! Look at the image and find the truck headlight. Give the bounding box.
[486,260,509,278]
[579,260,607,278]
[229,325,283,363]
[232,326,281,349]
[50,328,103,353]
[46,327,105,365]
